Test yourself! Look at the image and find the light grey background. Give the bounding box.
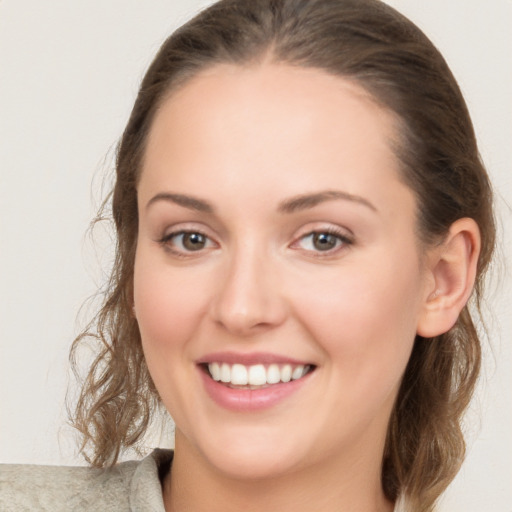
[0,1,510,510]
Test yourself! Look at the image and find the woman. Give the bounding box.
[0,0,498,511]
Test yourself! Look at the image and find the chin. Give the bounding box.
[184,425,307,481]
[209,448,301,481]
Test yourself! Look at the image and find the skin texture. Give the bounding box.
[133,63,480,512]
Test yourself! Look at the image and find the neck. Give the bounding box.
[163,432,394,512]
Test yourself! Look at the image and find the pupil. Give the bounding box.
[313,233,336,251]
[183,233,205,251]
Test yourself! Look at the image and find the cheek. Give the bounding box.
[133,255,210,358]
[289,255,423,382]
[133,253,214,424]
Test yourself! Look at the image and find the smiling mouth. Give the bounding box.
[201,362,316,389]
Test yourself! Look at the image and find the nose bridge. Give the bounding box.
[211,237,285,335]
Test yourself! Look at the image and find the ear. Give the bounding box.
[416,218,481,338]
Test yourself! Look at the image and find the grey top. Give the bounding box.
[1,449,407,511]
[0,449,173,512]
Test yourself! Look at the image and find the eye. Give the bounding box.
[160,230,215,254]
[295,230,352,253]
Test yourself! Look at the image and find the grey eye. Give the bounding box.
[312,232,339,251]
[298,232,344,252]
[180,232,207,251]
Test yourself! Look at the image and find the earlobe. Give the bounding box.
[417,218,481,338]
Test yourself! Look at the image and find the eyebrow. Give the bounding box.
[145,189,377,215]
[146,192,215,213]
[277,190,377,214]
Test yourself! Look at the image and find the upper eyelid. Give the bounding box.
[160,229,217,248]
[289,226,355,255]
[294,230,352,246]
[156,222,354,247]
[158,230,218,258]
[159,221,215,238]
[292,223,354,241]
[161,227,210,240]
[299,228,352,239]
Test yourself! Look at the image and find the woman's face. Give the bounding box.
[134,63,431,479]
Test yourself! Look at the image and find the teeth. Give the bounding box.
[231,364,248,385]
[207,362,310,386]
[267,364,281,384]
[292,365,306,380]
[281,364,292,383]
[220,363,231,383]
[248,364,267,386]
[209,362,221,381]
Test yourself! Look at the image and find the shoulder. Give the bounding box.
[0,461,136,511]
[0,449,173,512]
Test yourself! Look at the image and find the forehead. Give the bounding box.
[148,62,397,154]
[140,62,412,220]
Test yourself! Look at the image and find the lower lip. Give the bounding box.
[199,368,312,412]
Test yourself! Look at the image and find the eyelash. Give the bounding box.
[158,227,353,258]
[293,227,354,257]
[158,229,215,258]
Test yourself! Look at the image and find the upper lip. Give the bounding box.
[197,351,313,366]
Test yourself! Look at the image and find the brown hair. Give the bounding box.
[70,1,495,510]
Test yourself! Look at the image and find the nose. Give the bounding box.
[209,244,287,336]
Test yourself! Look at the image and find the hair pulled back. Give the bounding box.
[71,1,495,510]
